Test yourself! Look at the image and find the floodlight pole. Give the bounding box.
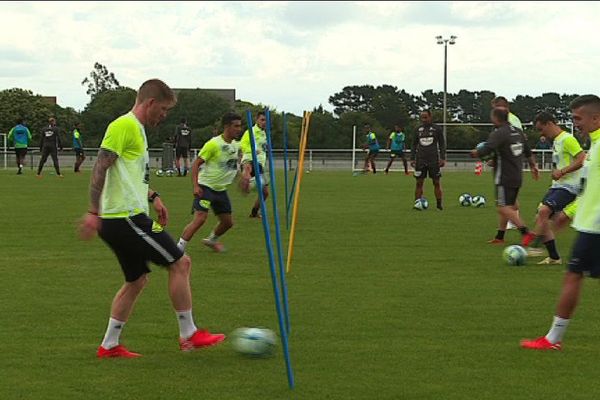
[436,35,457,145]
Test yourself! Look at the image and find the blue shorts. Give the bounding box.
[542,188,577,217]
[192,185,232,215]
[568,232,600,278]
[367,148,379,156]
[390,150,404,158]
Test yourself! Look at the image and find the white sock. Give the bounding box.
[206,232,219,243]
[545,315,570,344]
[101,317,125,349]
[176,310,197,339]
[177,238,188,251]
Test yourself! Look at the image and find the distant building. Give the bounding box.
[172,88,236,105]
[41,96,57,106]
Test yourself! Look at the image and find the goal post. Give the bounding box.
[1,133,6,170]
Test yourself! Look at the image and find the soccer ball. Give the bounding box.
[476,142,494,161]
[413,197,429,211]
[503,245,527,266]
[155,169,165,177]
[459,193,472,207]
[231,327,277,357]
[165,169,174,177]
[471,195,486,207]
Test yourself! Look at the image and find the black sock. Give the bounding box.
[251,206,259,216]
[496,230,506,240]
[518,227,529,235]
[544,240,560,260]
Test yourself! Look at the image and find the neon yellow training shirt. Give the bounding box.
[551,131,583,194]
[573,128,600,233]
[508,112,523,130]
[99,112,150,218]
[197,134,240,191]
[240,125,267,166]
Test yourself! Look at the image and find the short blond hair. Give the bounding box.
[136,79,176,104]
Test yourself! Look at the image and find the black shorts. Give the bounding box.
[414,161,441,180]
[192,185,232,215]
[98,213,184,282]
[248,163,264,177]
[176,146,190,158]
[495,185,520,207]
[15,148,27,158]
[74,148,85,157]
[390,150,404,158]
[542,188,577,217]
[568,232,600,278]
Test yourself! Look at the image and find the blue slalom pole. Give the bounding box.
[283,112,289,230]
[265,109,291,334]
[246,111,295,389]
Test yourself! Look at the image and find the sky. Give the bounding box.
[1,1,599,115]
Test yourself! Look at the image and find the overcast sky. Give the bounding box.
[1,1,599,115]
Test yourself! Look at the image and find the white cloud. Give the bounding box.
[0,1,599,116]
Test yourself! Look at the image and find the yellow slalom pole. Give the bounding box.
[286,111,311,273]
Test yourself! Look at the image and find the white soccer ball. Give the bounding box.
[413,198,428,211]
[165,169,174,177]
[231,327,277,357]
[459,193,472,207]
[155,169,165,177]
[503,245,527,266]
[471,195,486,208]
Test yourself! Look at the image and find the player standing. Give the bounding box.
[384,124,409,175]
[7,118,32,175]
[36,117,63,177]
[521,95,600,351]
[174,118,192,176]
[361,123,380,174]
[411,110,445,210]
[73,122,86,173]
[177,112,242,253]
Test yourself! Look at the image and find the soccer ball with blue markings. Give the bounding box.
[503,245,527,266]
[155,169,165,177]
[459,193,472,207]
[476,142,494,161]
[471,195,486,208]
[231,327,277,357]
[413,197,429,211]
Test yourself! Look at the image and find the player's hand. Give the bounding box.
[551,169,563,180]
[531,166,540,181]
[152,197,169,226]
[239,176,250,194]
[439,159,446,167]
[78,212,101,240]
[193,184,203,198]
[469,150,479,158]
[410,160,416,167]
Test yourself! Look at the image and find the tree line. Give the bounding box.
[0,64,582,150]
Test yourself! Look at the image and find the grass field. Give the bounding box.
[2,168,600,400]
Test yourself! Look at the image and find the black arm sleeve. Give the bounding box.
[411,131,418,161]
[437,127,446,160]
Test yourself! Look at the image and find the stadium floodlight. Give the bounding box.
[435,35,458,145]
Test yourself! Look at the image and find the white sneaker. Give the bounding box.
[538,257,562,265]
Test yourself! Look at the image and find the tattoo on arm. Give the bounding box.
[90,149,118,211]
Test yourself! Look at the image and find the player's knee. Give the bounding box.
[172,255,192,276]
[538,205,552,219]
[129,274,149,291]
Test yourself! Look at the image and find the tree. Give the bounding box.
[0,88,55,142]
[81,62,121,99]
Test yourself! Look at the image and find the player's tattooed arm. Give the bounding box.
[89,149,118,213]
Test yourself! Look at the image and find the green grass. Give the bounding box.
[2,168,600,399]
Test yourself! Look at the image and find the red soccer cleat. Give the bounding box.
[520,336,561,351]
[521,232,536,247]
[97,344,142,358]
[179,329,226,352]
[487,238,505,245]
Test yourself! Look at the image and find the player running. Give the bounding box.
[239,111,269,218]
[7,118,32,175]
[521,94,600,351]
[522,112,585,264]
[177,112,242,253]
